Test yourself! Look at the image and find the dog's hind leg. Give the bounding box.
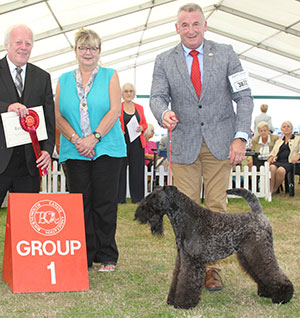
[237,239,293,304]
[172,251,205,309]
[167,252,180,306]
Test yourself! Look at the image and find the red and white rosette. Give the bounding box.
[20,109,48,177]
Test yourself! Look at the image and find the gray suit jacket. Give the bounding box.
[0,57,55,175]
[150,39,254,164]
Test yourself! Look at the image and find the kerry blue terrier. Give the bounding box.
[135,186,293,309]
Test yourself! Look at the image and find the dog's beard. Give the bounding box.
[134,204,149,224]
[149,215,164,235]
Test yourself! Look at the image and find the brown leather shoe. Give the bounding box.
[205,268,223,291]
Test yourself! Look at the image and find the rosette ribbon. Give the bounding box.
[19,110,48,177]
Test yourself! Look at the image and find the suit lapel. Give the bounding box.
[201,39,214,100]
[0,57,19,101]
[173,44,198,100]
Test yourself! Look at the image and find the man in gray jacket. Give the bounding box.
[150,3,253,290]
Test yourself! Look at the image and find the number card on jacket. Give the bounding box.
[228,71,249,93]
[2,193,89,293]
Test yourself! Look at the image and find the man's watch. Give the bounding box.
[238,138,247,143]
[93,131,102,142]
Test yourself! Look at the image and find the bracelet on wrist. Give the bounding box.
[69,133,76,142]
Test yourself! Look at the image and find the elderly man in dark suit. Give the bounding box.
[150,3,254,291]
[0,24,55,206]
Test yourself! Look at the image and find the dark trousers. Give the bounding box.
[0,175,40,207]
[0,147,40,207]
[253,158,267,168]
[118,140,145,203]
[64,156,122,267]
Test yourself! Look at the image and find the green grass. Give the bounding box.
[0,186,299,318]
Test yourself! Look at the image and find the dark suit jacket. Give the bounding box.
[0,56,55,176]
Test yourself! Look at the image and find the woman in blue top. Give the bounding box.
[55,28,126,272]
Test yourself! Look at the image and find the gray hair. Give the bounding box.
[257,121,269,132]
[4,24,34,46]
[177,3,205,20]
[144,123,155,139]
[281,120,293,131]
[121,82,136,95]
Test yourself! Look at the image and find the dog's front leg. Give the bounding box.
[173,251,205,309]
[167,251,180,306]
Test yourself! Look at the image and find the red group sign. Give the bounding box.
[2,193,89,293]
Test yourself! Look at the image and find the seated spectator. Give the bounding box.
[268,121,300,194]
[158,134,168,159]
[248,121,278,169]
[159,135,168,152]
[144,124,157,168]
[254,104,274,136]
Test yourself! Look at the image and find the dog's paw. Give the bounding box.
[173,301,199,309]
[257,286,271,298]
[167,297,174,306]
[271,283,294,304]
[173,296,200,309]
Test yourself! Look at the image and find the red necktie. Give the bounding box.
[190,50,201,99]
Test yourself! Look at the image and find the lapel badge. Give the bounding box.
[209,52,214,57]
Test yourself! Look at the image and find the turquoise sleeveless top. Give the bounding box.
[58,67,126,163]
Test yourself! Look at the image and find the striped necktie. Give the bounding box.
[15,67,23,97]
[189,50,201,99]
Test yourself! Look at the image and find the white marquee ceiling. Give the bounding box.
[0,0,300,96]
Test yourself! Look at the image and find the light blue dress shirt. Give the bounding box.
[182,43,204,83]
[182,43,248,141]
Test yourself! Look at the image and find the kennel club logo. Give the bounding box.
[29,200,66,236]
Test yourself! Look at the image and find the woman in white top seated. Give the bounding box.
[248,121,278,168]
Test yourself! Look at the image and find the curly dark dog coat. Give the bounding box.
[135,186,293,309]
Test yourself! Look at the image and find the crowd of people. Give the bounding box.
[246,118,300,194]
[0,3,299,291]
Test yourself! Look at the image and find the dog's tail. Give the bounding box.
[226,188,262,214]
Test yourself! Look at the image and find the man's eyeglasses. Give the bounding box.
[78,46,99,53]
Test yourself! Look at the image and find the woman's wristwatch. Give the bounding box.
[93,131,102,142]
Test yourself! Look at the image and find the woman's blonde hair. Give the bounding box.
[144,123,155,139]
[74,28,101,51]
[260,104,268,113]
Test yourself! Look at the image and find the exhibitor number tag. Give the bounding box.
[228,71,249,93]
